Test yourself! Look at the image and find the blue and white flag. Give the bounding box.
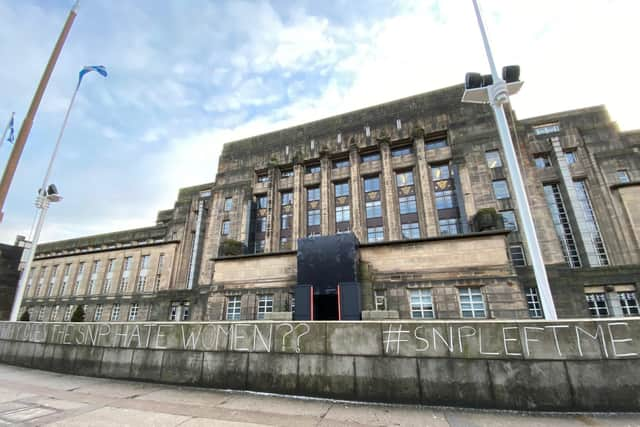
[7,114,14,144]
[78,65,108,86]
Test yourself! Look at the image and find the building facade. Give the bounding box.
[18,85,640,322]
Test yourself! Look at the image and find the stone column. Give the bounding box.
[292,163,304,249]
[265,166,279,253]
[606,288,624,317]
[320,153,330,236]
[380,139,401,240]
[349,144,364,241]
[413,134,438,236]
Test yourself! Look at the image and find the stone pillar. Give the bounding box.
[265,166,279,253]
[292,163,304,249]
[413,134,438,236]
[320,154,330,236]
[349,144,364,241]
[380,139,401,240]
[458,165,476,229]
[606,289,624,317]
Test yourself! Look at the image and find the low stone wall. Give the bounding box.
[0,319,638,411]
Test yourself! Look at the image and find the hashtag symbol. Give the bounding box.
[383,324,410,354]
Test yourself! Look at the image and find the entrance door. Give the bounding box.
[294,284,313,320]
[338,282,361,320]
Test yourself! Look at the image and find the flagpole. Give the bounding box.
[0,113,14,152]
[0,0,80,223]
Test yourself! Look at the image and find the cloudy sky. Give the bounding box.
[0,0,638,245]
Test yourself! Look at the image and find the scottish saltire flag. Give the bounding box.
[78,65,108,86]
[7,114,14,144]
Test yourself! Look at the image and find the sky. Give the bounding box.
[0,0,638,245]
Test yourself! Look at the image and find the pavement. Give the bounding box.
[0,364,637,426]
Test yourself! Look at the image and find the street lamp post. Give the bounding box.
[462,0,558,319]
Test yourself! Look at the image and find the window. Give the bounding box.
[365,200,382,218]
[334,181,349,197]
[63,305,74,322]
[459,287,486,318]
[281,192,293,206]
[36,267,46,296]
[257,173,269,183]
[564,151,577,165]
[438,218,459,235]
[533,123,560,135]
[307,210,320,226]
[492,180,510,199]
[182,302,191,321]
[363,176,380,193]
[361,152,380,163]
[280,237,291,250]
[434,190,455,210]
[485,150,502,169]
[509,244,527,267]
[94,304,103,321]
[333,159,349,169]
[336,205,350,223]
[525,288,543,318]
[280,168,294,178]
[256,295,273,320]
[307,187,320,201]
[257,195,268,209]
[396,171,414,187]
[574,180,608,266]
[619,292,639,316]
[256,217,267,232]
[37,306,45,321]
[401,223,420,239]
[169,302,179,321]
[74,263,85,295]
[47,265,58,297]
[398,195,417,214]
[367,226,384,242]
[500,210,518,231]
[617,170,630,183]
[431,164,450,181]
[25,268,34,294]
[254,240,265,254]
[60,264,71,295]
[50,305,60,321]
[425,139,448,150]
[224,197,233,211]
[111,303,121,321]
[391,145,413,157]
[281,213,292,230]
[410,289,434,319]
[226,296,241,320]
[119,276,129,293]
[534,153,552,169]
[305,164,321,174]
[586,293,609,318]
[222,220,230,235]
[544,183,581,267]
[128,303,139,321]
[374,290,387,311]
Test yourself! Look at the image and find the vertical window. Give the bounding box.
[434,190,455,209]
[544,183,581,267]
[367,226,384,242]
[224,197,233,211]
[396,171,414,187]
[438,218,459,235]
[88,261,100,295]
[222,220,230,235]
[374,290,387,311]
[401,223,420,239]
[398,195,417,214]
[492,180,510,200]
[564,151,576,165]
[169,302,179,321]
[37,306,45,321]
[111,303,121,321]
[254,240,265,254]
[280,237,291,250]
[94,304,103,321]
[485,150,502,168]
[363,176,380,193]
[257,195,268,209]
[128,303,139,321]
[410,289,434,319]
[525,288,543,318]
[256,217,267,232]
[365,200,382,218]
[281,191,293,206]
[26,267,35,294]
[120,256,132,293]
[431,164,450,181]
[500,210,518,231]
[36,266,47,296]
[155,254,164,290]
[509,244,527,267]
[585,293,609,318]
[307,187,320,201]
[616,170,630,183]
[182,302,191,321]
[334,181,349,197]
[74,263,85,295]
[307,210,320,226]
[60,264,71,295]
[47,265,58,297]
[280,213,292,230]
[137,255,150,293]
[459,288,486,318]
[63,305,74,322]
[256,295,273,320]
[226,296,241,320]
[336,205,350,222]
[50,305,60,321]
[619,292,639,316]
[574,180,608,266]
[533,153,552,169]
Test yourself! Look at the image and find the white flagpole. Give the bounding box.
[0,112,14,152]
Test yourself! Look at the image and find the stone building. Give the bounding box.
[18,84,640,322]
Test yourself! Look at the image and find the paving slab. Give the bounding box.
[134,387,229,406]
[323,403,450,427]
[47,406,190,426]
[219,393,332,417]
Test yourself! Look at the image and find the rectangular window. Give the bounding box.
[332,159,349,169]
[586,293,609,318]
[361,152,381,163]
[256,217,267,233]
[485,150,502,169]
[224,197,233,211]
[574,180,608,266]
[281,192,293,206]
[334,181,349,197]
[37,306,45,321]
[280,237,291,250]
[64,305,74,322]
[431,164,450,181]
[94,304,103,321]
[434,190,456,210]
[50,305,60,321]
[280,168,294,178]
[182,302,191,321]
[500,210,518,231]
[509,244,527,267]
[254,240,265,254]
[336,205,350,223]
[363,176,380,193]
[257,173,269,183]
[307,209,320,226]
[410,289,434,319]
[438,218,459,235]
[169,302,179,321]
[401,223,420,240]
[111,303,121,321]
[128,303,139,321]
[74,263,84,295]
[307,187,320,201]
[226,296,241,320]
[616,170,630,183]
[533,123,560,135]
[492,180,510,199]
[564,151,577,165]
[534,153,552,169]
[619,292,639,316]
[396,171,414,187]
[525,288,543,318]
[459,287,486,318]
[374,290,387,311]
[425,139,448,150]
[222,220,230,235]
[256,295,273,320]
[391,145,413,157]
[365,200,382,218]
[281,213,292,230]
[257,195,268,209]
[367,226,384,242]
[544,183,581,267]
[398,195,417,214]
[305,164,321,174]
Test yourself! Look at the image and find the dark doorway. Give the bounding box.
[314,294,339,320]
